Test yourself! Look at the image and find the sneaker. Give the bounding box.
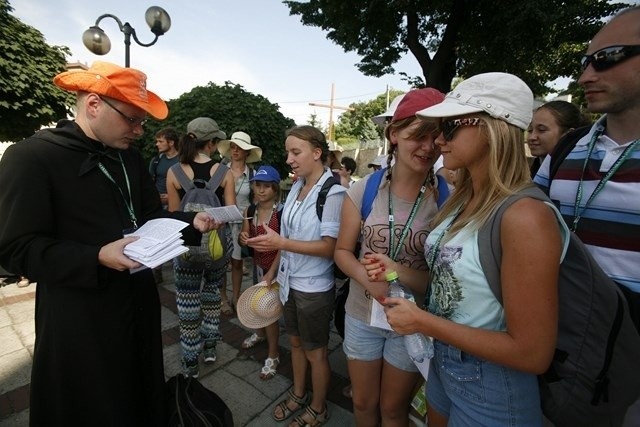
[184,361,199,378]
[204,344,217,364]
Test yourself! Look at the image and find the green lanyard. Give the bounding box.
[388,175,430,261]
[97,153,137,229]
[572,127,640,232]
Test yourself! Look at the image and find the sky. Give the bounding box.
[11,0,425,125]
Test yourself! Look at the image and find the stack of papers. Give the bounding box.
[124,218,190,272]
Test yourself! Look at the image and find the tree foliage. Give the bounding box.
[283,0,629,96]
[335,89,404,141]
[141,82,296,178]
[0,0,72,141]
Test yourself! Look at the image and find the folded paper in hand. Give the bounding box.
[204,205,245,223]
[124,218,190,272]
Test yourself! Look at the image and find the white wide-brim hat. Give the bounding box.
[236,282,283,329]
[218,131,262,163]
[326,140,343,164]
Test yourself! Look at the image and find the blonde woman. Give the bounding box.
[382,73,569,426]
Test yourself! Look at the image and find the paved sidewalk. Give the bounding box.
[0,260,355,426]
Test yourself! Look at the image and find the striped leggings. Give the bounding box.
[173,261,225,366]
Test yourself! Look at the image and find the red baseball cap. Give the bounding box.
[391,88,445,122]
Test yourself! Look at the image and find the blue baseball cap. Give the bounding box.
[250,165,281,183]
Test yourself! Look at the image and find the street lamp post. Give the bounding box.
[82,6,171,67]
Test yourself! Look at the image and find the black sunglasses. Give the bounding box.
[580,45,640,72]
[441,118,482,141]
[99,96,147,127]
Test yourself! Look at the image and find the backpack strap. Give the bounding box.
[207,163,229,192]
[316,176,339,220]
[247,203,256,220]
[170,163,196,191]
[248,167,255,202]
[435,175,450,208]
[545,125,591,191]
[478,186,551,304]
[149,155,160,181]
[360,168,449,219]
[361,168,385,220]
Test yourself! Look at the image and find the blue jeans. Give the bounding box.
[427,340,543,426]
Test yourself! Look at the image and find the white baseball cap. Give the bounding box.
[416,72,534,130]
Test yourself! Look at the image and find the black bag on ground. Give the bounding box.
[166,374,234,427]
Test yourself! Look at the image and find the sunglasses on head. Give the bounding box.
[580,45,640,72]
[440,118,482,141]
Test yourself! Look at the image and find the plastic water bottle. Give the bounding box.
[386,271,434,363]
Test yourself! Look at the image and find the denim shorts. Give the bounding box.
[427,340,543,426]
[342,313,418,373]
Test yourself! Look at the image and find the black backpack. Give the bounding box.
[478,186,640,426]
[166,374,234,427]
[545,125,591,186]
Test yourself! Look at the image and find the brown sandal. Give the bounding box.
[221,300,234,316]
[290,405,329,427]
[272,388,309,421]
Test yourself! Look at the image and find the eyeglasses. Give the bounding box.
[580,45,640,72]
[440,118,482,141]
[99,96,147,127]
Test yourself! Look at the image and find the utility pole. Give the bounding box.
[309,83,354,141]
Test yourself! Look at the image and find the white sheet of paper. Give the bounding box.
[370,299,432,380]
[204,205,244,223]
[414,358,431,381]
[370,299,393,331]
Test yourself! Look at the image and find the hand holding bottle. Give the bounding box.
[385,271,433,363]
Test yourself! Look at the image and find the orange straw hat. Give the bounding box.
[236,282,283,329]
[53,61,168,120]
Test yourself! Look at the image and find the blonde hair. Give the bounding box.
[433,114,532,235]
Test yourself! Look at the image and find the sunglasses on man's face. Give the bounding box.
[440,118,482,141]
[580,45,640,72]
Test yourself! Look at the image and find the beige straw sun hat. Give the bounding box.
[236,281,283,329]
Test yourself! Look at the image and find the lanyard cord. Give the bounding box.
[572,128,640,232]
[97,153,137,229]
[285,190,306,237]
[235,172,246,196]
[388,174,431,261]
